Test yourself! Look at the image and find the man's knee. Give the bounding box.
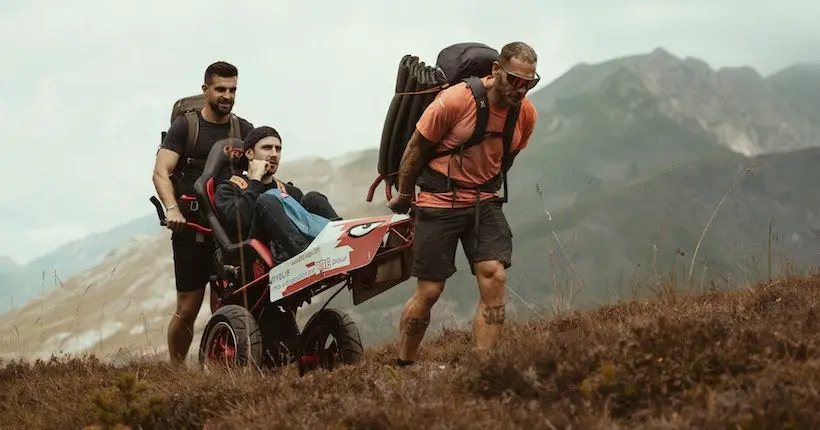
[255,194,298,231]
[302,191,341,220]
[413,279,445,307]
[174,291,205,325]
[475,260,506,301]
[301,191,327,205]
[256,193,284,215]
[476,260,506,283]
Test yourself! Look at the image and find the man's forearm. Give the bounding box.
[396,131,427,196]
[153,171,178,210]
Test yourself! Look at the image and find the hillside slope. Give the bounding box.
[0,215,160,314]
[506,146,820,301]
[1,273,818,429]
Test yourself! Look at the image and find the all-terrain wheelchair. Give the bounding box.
[150,138,414,374]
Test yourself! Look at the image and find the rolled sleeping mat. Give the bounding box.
[404,64,430,148]
[394,69,428,189]
[403,56,419,88]
[377,93,402,177]
[421,67,439,110]
[387,59,422,176]
[388,66,427,189]
[386,61,424,187]
[377,55,415,176]
[390,64,441,189]
[390,56,420,150]
[395,54,412,94]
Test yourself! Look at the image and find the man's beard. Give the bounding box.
[501,85,523,106]
[209,99,233,116]
[490,82,521,108]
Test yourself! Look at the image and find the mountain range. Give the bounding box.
[0,216,160,314]
[1,47,818,362]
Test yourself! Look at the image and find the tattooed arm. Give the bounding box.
[396,130,433,197]
[387,129,437,213]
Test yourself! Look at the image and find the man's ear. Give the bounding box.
[201,83,208,94]
[245,148,253,159]
[492,60,501,76]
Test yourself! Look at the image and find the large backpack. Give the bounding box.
[366,42,521,203]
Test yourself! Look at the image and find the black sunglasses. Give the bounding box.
[500,64,540,91]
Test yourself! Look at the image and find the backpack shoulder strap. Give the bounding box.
[184,111,199,156]
[498,104,521,203]
[428,76,490,160]
[229,114,242,139]
[501,104,521,172]
[461,76,490,152]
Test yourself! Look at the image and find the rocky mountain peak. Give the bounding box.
[538,48,820,156]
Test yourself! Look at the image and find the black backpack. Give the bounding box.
[367,42,520,203]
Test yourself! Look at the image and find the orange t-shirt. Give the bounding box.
[414,76,538,208]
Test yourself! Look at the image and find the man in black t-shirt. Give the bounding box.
[151,61,254,365]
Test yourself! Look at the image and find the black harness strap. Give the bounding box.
[428,76,490,161]
[499,103,520,204]
[185,111,199,160]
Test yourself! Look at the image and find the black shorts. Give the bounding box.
[171,230,216,293]
[411,198,513,281]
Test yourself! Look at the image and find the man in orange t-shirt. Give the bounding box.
[387,41,539,366]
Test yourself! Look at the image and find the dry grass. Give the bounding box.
[1,272,818,429]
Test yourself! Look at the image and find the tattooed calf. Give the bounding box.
[404,316,430,335]
[483,305,506,325]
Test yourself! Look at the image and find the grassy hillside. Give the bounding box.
[514,146,820,274]
[1,273,818,429]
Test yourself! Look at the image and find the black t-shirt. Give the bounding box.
[161,111,254,196]
[161,111,254,160]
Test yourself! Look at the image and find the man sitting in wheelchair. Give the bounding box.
[214,126,341,263]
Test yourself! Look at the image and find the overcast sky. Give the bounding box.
[0,0,816,265]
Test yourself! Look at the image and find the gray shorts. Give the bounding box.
[411,198,513,281]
